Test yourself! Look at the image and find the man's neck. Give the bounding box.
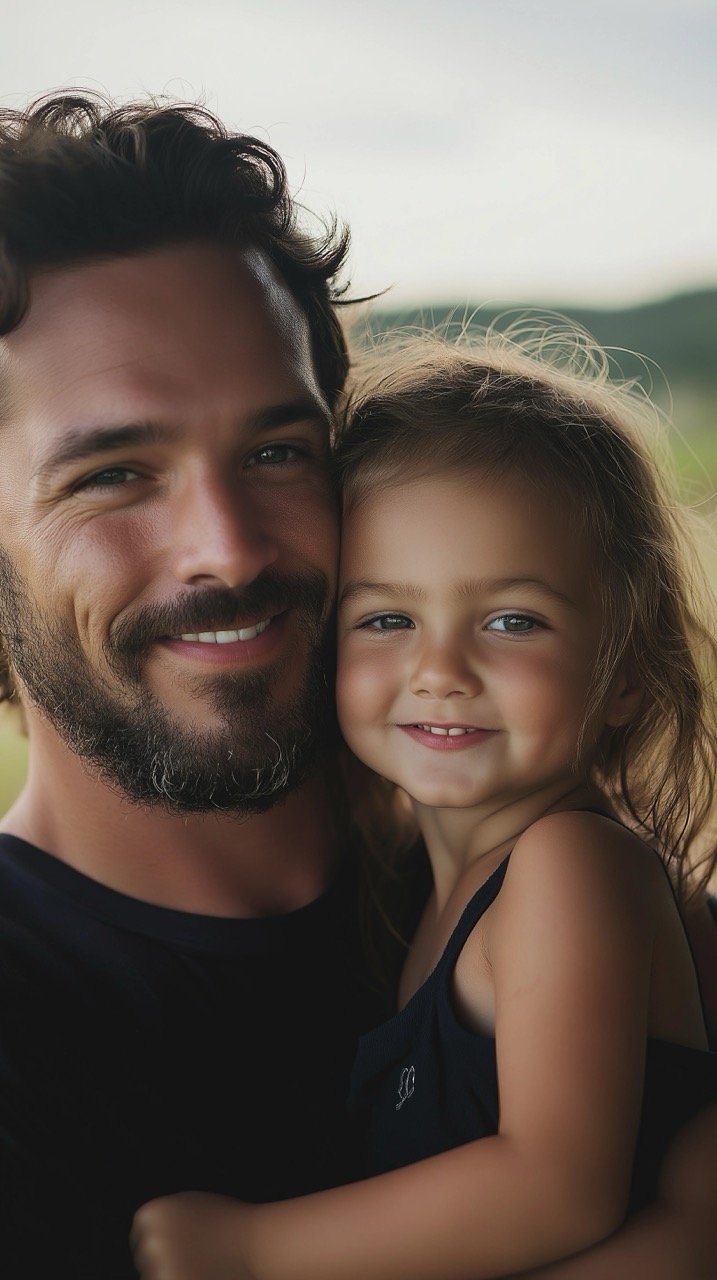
[1,722,339,918]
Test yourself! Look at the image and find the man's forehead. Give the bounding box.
[6,243,307,353]
[0,243,325,435]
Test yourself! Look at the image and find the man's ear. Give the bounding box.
[603,662,643,728]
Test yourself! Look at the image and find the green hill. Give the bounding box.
[364,287,717,395]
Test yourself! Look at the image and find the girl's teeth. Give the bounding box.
[179,619,271,644]
[418,725,471,736]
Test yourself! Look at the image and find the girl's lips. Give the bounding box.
[398,724,497,751]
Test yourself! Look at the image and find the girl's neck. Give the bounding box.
[414,778,606,910]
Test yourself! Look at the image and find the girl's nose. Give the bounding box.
[409,641,482,701]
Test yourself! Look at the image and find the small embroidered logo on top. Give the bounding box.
[396,1065,415,1111]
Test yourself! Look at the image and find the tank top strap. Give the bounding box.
[434,812,619,977]
[437,854,511,973]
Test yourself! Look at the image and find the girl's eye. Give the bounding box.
[361,613,415,632]
[75,467,139,491]
[485,613,541,635]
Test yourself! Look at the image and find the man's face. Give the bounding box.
[0,243,339,811]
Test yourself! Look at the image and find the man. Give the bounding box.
[0,94,714,1278]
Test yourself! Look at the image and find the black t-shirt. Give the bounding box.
[0,834,387,1279]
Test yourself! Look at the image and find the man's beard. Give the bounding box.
[0,552,335,814]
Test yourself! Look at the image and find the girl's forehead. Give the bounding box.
[343,468,545,532]
[345,468,502,517]
[339,470,592,594]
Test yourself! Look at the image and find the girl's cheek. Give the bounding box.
[336,646,366,738]
[336,645,395,732]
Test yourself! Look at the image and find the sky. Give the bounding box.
[0,0,714,307]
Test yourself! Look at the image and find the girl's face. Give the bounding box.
[337,469,631,813]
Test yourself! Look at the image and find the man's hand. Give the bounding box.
[131,1192,256,1280]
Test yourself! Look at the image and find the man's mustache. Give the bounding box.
[107,569,331,658]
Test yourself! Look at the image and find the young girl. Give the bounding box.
[132,332,717,1280]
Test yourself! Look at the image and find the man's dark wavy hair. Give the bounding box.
[0,91,351,406]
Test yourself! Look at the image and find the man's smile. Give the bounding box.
[160,613,287,666]
[175,617,273,643]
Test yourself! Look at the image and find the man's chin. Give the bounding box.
[68,713,327,815]
[21,665,331,814]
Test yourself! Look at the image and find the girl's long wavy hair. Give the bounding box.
[334,328,717,907]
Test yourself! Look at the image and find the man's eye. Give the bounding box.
[247,444,300,466]
[75,467,139,491]
[361,614,415,632]
[485,614,541,635]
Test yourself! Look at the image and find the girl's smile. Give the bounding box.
[397,724,498,750]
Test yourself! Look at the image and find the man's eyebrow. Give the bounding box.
[339,576,577,609]
[34,399,331,481]
[35,422,177,480]
[247,398,332,434]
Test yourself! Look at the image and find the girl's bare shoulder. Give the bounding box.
[495,809,670,937]
[483,810,706,1049]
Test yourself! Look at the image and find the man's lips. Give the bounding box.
[398,722,497,750]
[159,613,286,666]
[172,617,273,644]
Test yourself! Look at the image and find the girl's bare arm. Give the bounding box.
[132,1109,717,1280]
[134,812,662,1280]
[507,1102,717,1279]
[509,897,717,1280]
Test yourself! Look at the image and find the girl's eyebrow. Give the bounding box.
[456,576,579,609]
[339,580,427,607]
[339,576,578,610]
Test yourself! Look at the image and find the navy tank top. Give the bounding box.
[349,856,717,1210]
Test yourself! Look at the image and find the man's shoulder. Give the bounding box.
[0,834,63,986]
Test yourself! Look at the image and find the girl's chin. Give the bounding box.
[401,782,488,810]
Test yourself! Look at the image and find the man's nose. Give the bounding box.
[409,638,482,701]
[169,469,278,589]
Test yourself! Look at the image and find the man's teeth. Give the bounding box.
[178,619,272,644]
[417,725,474,736]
